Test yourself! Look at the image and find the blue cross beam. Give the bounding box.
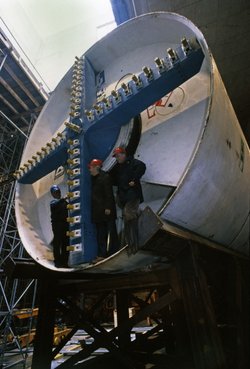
[16,39,204,185]
[15,38,205,263]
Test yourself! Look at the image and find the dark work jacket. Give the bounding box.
[50,198,68,224]
[112,157,146,207]
[91,170,117,223]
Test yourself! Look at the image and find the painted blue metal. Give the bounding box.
[17,44,204,263]
[18,140,68,184]
[110,0,134,25]
[84,48,204,154]
[18,47,204,184]
[78,141,98,262]
[67,56,98,263]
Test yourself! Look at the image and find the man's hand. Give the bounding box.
[105,209,111,215]
[128,181,135,187]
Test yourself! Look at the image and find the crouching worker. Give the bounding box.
[50,185,69,268]
[88,159,119,262]
[112,147,146,254]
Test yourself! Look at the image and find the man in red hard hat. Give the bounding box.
[112,146,146,254]
[88,159,118,261]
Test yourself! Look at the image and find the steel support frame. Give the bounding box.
[32,279,176,369]
[32,279,57,369]
[29,242,249,369]
[176,245,227,369]
[1,225,248,368]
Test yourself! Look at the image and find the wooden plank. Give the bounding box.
[58,268,172,294]
[13,307,38,319]
[51,326,78,359]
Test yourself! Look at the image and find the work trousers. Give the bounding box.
[122,199,140,254]
[95,220,119,258]
[52,222,69,267]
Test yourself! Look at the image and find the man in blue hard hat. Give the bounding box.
[50,185,69,268]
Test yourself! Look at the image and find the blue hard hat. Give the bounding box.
[50,185,60,194]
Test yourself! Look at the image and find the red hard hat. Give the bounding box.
[88,159,103,168]
[112,147,126,157]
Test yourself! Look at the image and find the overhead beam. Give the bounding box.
[3,62,40,107]
[0,75,30,111]
[0,28,50,100]
[10,106,42,120]
[0,94,32,127]
[0,52,8,72]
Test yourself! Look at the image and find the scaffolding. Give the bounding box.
[0,28,48,367]
[0,113,38,368]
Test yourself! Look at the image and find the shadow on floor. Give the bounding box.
[75,352,194,369]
